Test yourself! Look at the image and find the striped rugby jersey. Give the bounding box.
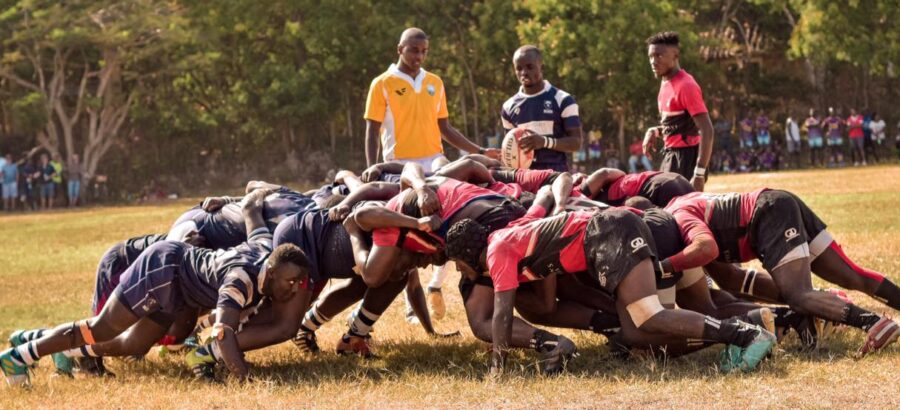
[501,81,581,171]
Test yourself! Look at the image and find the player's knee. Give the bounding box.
[465,315,492,342]
[626,295,665,331]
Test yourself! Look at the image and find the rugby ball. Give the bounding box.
[500,128,535,169]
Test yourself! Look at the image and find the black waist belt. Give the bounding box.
[707,194,746,263]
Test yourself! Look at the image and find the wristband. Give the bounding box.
[693,166,707,177]
[543,136,556,150]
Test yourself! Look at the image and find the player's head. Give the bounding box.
[624,196,655,210]
[513,45,543,89]
[263,243,310,302]
[397,27,429,72]
[446,218,489,278]
[646,31,680,79]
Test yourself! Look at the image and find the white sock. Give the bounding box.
[14,342,40,366]
[427,264,448,290]
[62,345,97,358]
[300,304,332,333]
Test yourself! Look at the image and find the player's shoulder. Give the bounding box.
[550,85,576,106]
[423,70,444,84]
[501,93,523,113]
[369,70,394,87]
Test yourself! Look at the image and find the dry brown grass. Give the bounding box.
[1,166,898,408]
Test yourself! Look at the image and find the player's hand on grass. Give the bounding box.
[329,204,351,221]
[415,186,441,216]
[690,175,706,192]
[416,215,442,232]
[360,165,382,183]
[642,127,660,158]
[517,130,544,152]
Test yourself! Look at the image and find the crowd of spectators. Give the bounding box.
[0,148,89,212]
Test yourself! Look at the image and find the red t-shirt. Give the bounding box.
[657,70,708,148]
[510,169,556,194]
[487,206,594,292]
[606,171,662,203]
[664,189,766,265]
[487,181,524,199]
[372,178,501,252]
[629,141,643,156]
[847,115,864,138]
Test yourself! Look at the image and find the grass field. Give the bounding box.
[1,166,898,408]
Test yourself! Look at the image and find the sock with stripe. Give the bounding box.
[702,317,758,347]
[874,280,900,311]
[12,342,42,366]
[347,307,380,338]
[14,329,46,343]
[588,311,621,337]
[61,345,99,359]
[299,304,332,334]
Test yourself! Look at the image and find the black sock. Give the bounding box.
[530,329,558,353]
[589,311,621,336]
[874,280,900,311]
[771,307,795,328]
[841,304,881,331]
[702,317,758,347]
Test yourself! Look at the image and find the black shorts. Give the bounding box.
[92,242,130,315]
[584,208,657,295]
[749,190,827,271]
[641,173,694,207]
[660,145,699,181]
[640,208,685,289]
[113,241,188,326]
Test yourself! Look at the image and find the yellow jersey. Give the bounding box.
[364,64,448,160]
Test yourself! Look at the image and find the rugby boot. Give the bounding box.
[858,316,900,356]
[336,334,374,358]
[427,288,446,321]
[292,330,321,355]
[0,348,30,387]
[51,353,74,377]
[76,356,115,378]
[539,335,578,375]
[742,308,776,335]
[772,307,822,351]
[184,346,216,380]
[719,322,776,373]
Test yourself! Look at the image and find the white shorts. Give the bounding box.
[392,153,449,173]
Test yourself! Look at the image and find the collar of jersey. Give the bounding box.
[388,63,427,93]
[517,80,552,99]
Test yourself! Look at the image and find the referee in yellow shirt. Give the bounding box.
[364,28,498,322]
[364,27,498,170]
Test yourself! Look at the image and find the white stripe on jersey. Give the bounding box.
[561,104,579,119]
[501,117,515,129]
[221,285,248,308]
[518,120,555,136]
[554,88,572,107]
[661,109,688,118]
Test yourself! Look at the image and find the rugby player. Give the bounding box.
[1,189,309,386]
[445,188,777,374]
[664,189,900,354]
[168,181,315,250]
[642,32,714,191]
[500,45,583,172]
[579,168,693,208]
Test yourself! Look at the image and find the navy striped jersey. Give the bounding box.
[180,228,273,310]
[172,186,316,249]
[500,81,581,171]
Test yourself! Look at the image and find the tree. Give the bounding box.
[0,0,188,183]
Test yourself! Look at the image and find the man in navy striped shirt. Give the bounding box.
[500,46,583,172]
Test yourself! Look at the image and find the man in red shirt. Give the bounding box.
[847,108,867,166]
[628,138,653,173]
[665,190,900,355]
[446,188,776,374]
[580,168,693,208]
[642,32,714,191]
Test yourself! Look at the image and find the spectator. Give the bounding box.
[627,138,653,173]
[759,147,776,171]
[588,130,602,161]
[864,111,880,163]
[823,107,844,167]
[604,143,621,170]
[38,153,56,210]
[50,153,63,203]
[869,112,886,160]
[804,109,825,167]
[67,154,83,207]
[739,113,755,149]
[756,111,771,147]
[846,108,866,166]
[784,113,801,168]
[1,153,16,211]
[712,109,733,154]
[21,154,37,210]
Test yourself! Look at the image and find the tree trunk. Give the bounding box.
[615,107,627,164]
